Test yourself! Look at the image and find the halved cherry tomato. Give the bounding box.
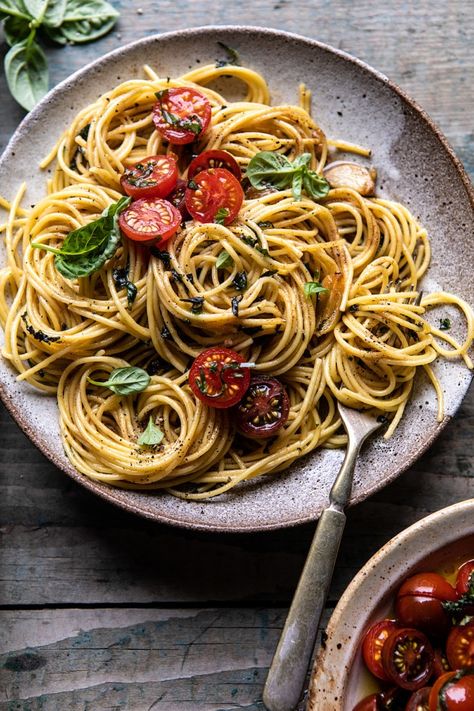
[168,178,189,220]
[446,621,474,670]
[456,560,474,596]
[188,347,251,409]
[429,670,474,711]
[382,628,434,691]
[120,154,178,199]
[352,689,407,711]
[152,87,211,145]
[395,573,457,636]
[188,149,242,181]
[185,168,244,225]
[362,619,399,681]
[405,687,431,711]
[235,375,289,439]
[118,197,181,246]
[432,648,451,679]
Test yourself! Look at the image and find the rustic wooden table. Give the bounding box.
[0,2,473,709]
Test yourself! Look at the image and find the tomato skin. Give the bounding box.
[188,348,250,409]
[235,375,290,439]
[120,154,178,199]
[352,689,407,711]
[405,687,431,711]
[381,628,434,691]
[432,648,451,679]
[395,573,457,636]
[353,694,379,711]
[168,178,189,220]
[456,561,474,597]
[188,149,242,181]
[446,622,474,670]
[362,619,399,681]
[185,168,244,225]
[429,670,474,711]
[152,87,211,145]
[118,197,181,246]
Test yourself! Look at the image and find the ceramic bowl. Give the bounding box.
[308,499,474,709]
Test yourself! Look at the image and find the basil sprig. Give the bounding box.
[304,279,328,298]
[2,0,119,110]
[246,151,330,201]
[87,366,150,395]
[216,250,233,270]
[138,416,164,447]
[31,196,130,279]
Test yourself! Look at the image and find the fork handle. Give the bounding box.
[263,506,346,711]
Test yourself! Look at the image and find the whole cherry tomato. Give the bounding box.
[395,573,457,636]
[429,670,474,711]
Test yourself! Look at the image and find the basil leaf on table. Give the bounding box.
[4,37,48,111]
[31,196,131,279]
[246,151,330,202]
[0,0,32,20]
[45,0,119,43]
[87,366,150,395]
[138,417,164,447]
[3,15,30,45]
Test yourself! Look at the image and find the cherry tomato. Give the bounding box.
[188,347,251,409]
[429,670,474,711]
[395,573,457,636]
[120,154,178,199]
[118,197,181,246]
[168,178,189,220]
[405,687,431,711]
[185,168,244,225]
[362,619,399,681]
[235,375,290,439]
[352,689,407,711]
[382,628,434,691]
[353,694,379,711]
[188,149,242,181]
[432,647,451,679]
[446,621,474,670]
[456,560,474,596]
[152,87,211,145]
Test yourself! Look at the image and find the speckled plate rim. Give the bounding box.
[308,499,474,710]
[0,25,473,532]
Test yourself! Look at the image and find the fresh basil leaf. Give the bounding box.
[292,170,303,201]
[293,153,311,169]
[87,366,150,395]
[302,169,330,200]
[214,207,229,225]
[138,416,164,447]
[44,0,118,43]
[304,280,328,297]
[439,318,451,331]
[4,38,48,111]
[42,0,66,26]
[0,0,32,20]
[216,250,233,269]
[215,41,239,68]
[61,0,118,22]
[3,14,30,45]
[246,151,295,190]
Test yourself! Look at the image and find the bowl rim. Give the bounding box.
[0,25,473,531]
[308,498,474,709]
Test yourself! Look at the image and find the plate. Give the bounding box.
[308,499,474,709]
[0,27,473,532]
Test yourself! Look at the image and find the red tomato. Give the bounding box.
[353,694,379,711]
[185,168,244,225]
[120,154,178,199]
[446,621,474,670]
[456,560,474,596]
[429,670,474,711]
[188,149,242,180]
[352,689,407,711]
[118,197,181,246]
[405,687,431,711]
[188,348,251,409]
[235,375,290,439]
[168,178,188,220]
[395,573,457,636]
[362,619,399,681]
[432,647,451,679]
[382,628,434,691]
[152,87,211,145]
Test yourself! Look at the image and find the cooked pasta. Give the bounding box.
[1,61,472,499]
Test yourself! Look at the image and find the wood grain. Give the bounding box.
[0,0,473,708]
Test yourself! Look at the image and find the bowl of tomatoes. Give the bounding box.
[307,499,474,711]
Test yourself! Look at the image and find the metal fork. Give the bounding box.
[263,402,383,711]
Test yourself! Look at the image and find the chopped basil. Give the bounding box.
[21,312,60,344]
[246,151,330,201]
[181,296,204,314]
[261,270,278,277]
[113,265,137,308]
[439,318,451,331]
[187,179,198,190]
[232,271,247,291]
[138,416,164,447]
[231,294,243,317]
[216,251,233,269]
[150,248,171,268]
[214,207,230,225]
[240,325,262,335]
[304,280,328,298]
[257,221,274,229]
[87,366,150,395]
[160,325,171,340]
[443,573,474,616]
[215,42,240,68]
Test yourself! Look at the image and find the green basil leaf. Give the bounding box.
[246,151,295,190]
[42,0,67,26]
[216,250,233,269]
[293,153,311,169]
[214,207,229,225]
[22,0,48,20]
[138,416,164,447]
[4,38,48,111]
[87,366,150,395]
[3,14,30,45]
[62,0,118,21]
[292,171,303,201]
[46,0,118,43]
[232,271,247,291]
[439,318,451,331]
[302,169,330,200]
[304,280,328,297]
[0,0,32,20]
[215,41,239,68]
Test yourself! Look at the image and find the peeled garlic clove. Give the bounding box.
[323,161,376,195]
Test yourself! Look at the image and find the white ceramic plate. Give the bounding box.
[0,27,473,531]
[308,499,474,709]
